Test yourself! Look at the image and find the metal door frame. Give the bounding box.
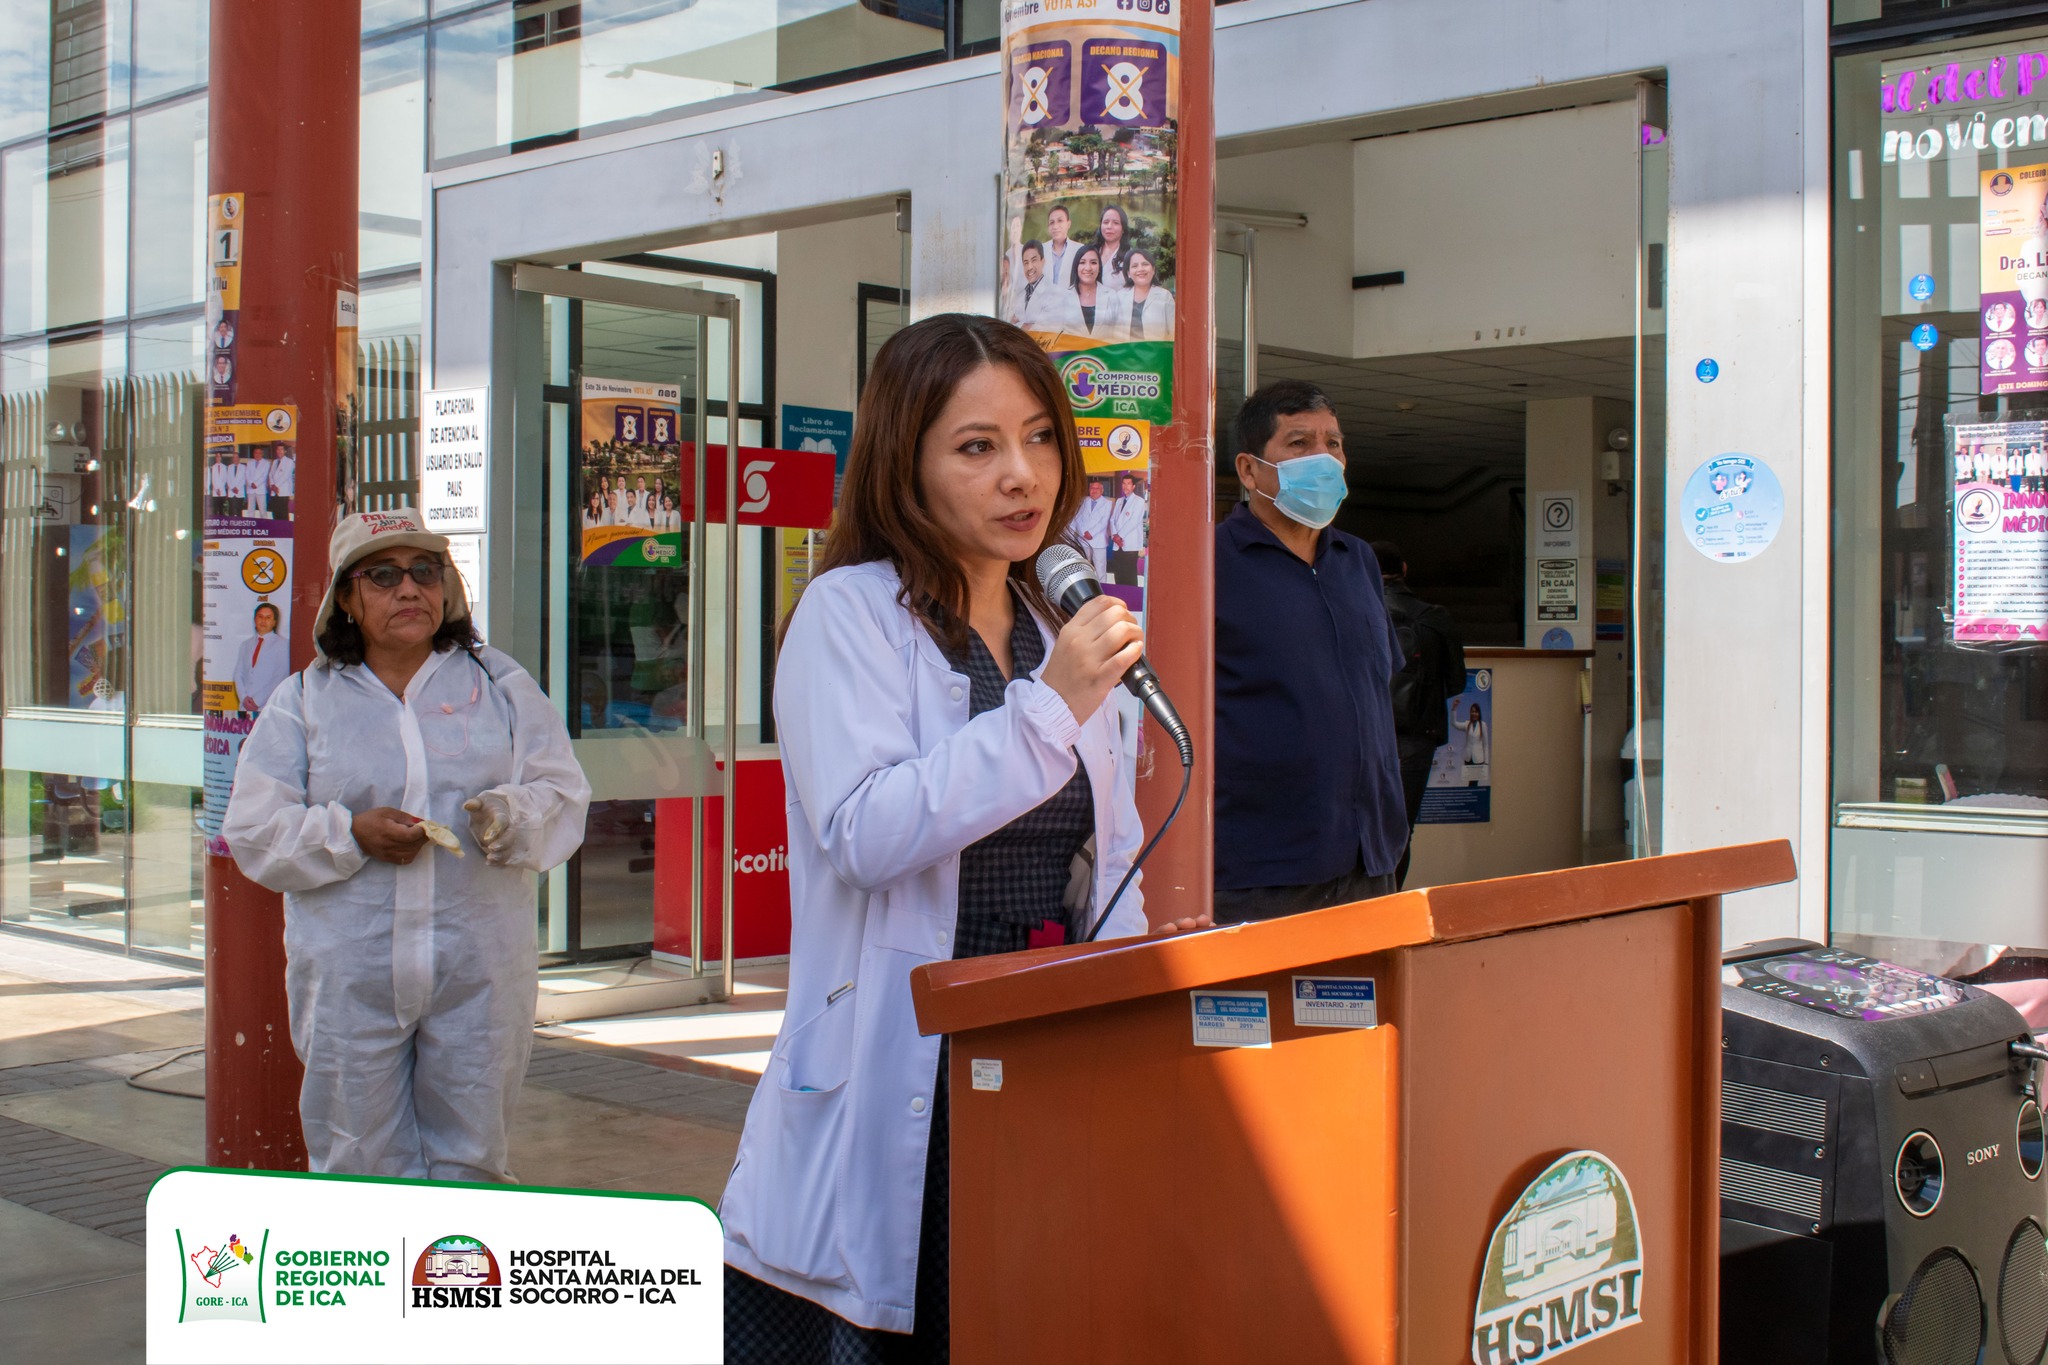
[513,262,742,1004]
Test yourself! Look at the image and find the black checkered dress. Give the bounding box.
[726,599,1095,1365]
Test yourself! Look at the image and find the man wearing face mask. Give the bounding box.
[1213,380,1407,922]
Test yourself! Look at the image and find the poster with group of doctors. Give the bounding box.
[1001,0,1180,429]
[198,404,298,855]
[579,377,686,566]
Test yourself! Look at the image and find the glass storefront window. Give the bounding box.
[3,119,131,337]
[1834,29,2048,973]
[1836,33,2048,817]
[361,35,424,273]
[129,95,206,316]
[430,0,946,164]
[0,0,53,144]
[128,313,200,719]
[364,0,427,36]
[133,0,210,104]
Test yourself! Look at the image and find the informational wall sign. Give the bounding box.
[1001,0,1180,427]
[199,404,298,855]
[1950,416,2048,643]
[1063,417,1150,610]
[1420,668,1493,825]
[580,377,683,566]
[1595,559,1627,641]
[419,387,490,535]
[1979,161,2048,396]
[1680,454,1784,563]
[146,1168,722,1364]
[1470,1151,1644,1364]
[1535,491,1579,555]
[1536,558,1579,621]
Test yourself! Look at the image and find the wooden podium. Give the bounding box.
[910,842,1795,1364]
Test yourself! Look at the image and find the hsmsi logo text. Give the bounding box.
[1471,1151,1645,1364]
[507,1248,705,1306]
[412,1233,504,1309]
[274,1247,390,1308]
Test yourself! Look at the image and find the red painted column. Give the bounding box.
[1138,0,1215,923]
[204,0,359,1168]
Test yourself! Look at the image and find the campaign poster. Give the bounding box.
[1063,416,1149,606]
[1002,0,1179,427]
[580,377,683,567]
[1979,162,2048,397]
[1419,668,1493,825]
[199,403,297,854]
[1950,417,2048,643]
[204,192,243,408]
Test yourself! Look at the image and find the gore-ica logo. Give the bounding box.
[411,1233,504,1308]
[739,460,773,515]
[1968,1143,2002,1165]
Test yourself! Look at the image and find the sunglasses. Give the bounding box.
[348,560,443,590]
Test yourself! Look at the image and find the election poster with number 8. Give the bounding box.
[579,377,685,566]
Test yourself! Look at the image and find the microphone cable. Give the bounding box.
[1083,745,1193,943]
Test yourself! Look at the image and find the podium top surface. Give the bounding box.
[911,840,1794,1038]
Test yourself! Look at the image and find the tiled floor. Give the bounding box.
[0,931,775,1361]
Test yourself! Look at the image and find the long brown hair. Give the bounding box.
[786,313,1086,652]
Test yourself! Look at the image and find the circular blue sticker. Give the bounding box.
[1911,322,1940,351]
[1909,273,1937,302]
[1681,454,1785,563]
[1539,627,1576,650]
[1695,358,1719,383]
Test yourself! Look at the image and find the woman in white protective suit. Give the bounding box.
[720,314,1208,1362]
[222,508,589,1181]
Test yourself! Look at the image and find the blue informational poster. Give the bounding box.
[1418,667,1492,825]
[780,405,854,470]
[1680,453,1785,563]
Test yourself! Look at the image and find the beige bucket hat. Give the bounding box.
[311,509,473,660]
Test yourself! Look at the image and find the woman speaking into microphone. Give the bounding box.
[722,313,1205,1361]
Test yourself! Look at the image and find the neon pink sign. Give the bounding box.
[1884,55,2048,115]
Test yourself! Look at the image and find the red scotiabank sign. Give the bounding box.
[676,444,834,529]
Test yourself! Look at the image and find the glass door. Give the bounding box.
[511,263,742,1000]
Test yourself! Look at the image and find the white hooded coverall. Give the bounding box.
[222,644,589,1181]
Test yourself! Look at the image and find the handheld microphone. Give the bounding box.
[1035,544,1193,768]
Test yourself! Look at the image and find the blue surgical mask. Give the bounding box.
[1253,453,1348,529]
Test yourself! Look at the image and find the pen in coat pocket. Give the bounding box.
[826,980,855,1006]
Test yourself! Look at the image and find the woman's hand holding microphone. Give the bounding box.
[1041,595,1144,725]
[1040,596,1212,937]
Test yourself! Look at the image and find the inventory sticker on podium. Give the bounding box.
[1189,990,1271,1048]
[1471,1150,1643,1364]
[1291,976,1377,1029]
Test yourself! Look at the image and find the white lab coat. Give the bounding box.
[271,454,295,498]
[1015,279,1083,334]
[720,561,1147,1332]
[1069,495,1113,576]
[246,457,272,514]
[232,629,290,711]
[1109,492,1148,553]
[221,644,590,1180]
[1123,286,1176,341]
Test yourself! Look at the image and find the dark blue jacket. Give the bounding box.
[1213,502,1408,890]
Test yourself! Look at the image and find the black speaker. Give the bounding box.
[1718,939,2048,1364]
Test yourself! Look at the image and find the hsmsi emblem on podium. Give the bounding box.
[1470,1150,1643,1364]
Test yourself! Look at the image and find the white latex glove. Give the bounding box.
[462,792,516,865]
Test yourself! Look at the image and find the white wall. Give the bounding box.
[1352,103,1638,359]
[774,214,904,415]
[1217,141,1354,358]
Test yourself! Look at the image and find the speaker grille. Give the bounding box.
[1721,1155,1823,1221]
[2000,1219,2048,1365]
[1881,1248,1985,1365]
[1723,1079,1828,1140]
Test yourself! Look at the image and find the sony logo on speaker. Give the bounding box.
[1471,1151,1646,1364]
[1968,1142,2003,1165]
